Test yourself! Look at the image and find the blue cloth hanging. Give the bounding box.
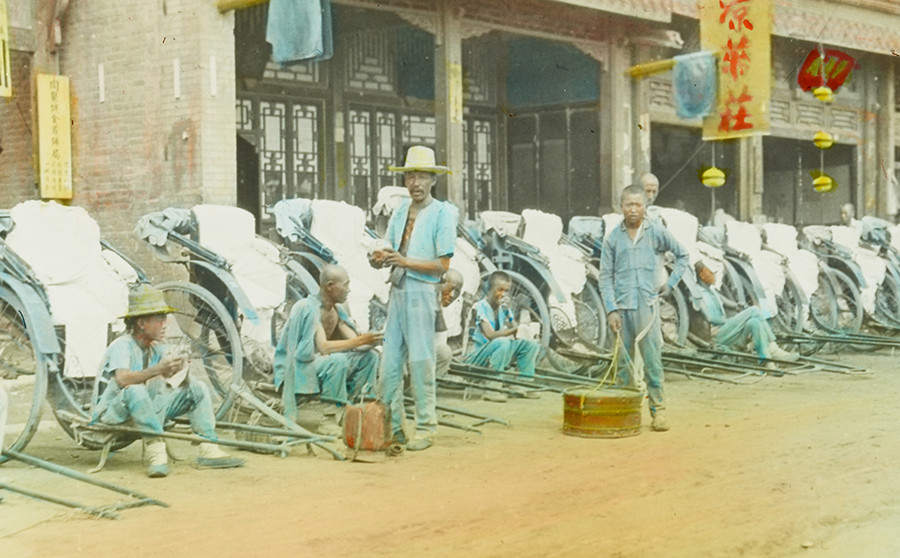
[672,51,716,120]
[266,0,333,65]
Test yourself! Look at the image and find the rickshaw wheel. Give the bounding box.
[0,292,49,461]
[660,286,689,347]
[157,281,243,419]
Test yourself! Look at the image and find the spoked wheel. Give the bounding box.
[573,281,606,351]
[718,260,748,317]
[0,293,50,461]
[157,281,243,419]
[479,270,552,349]
[772,274,805,334]
[826,269,864,334]
[368,297,389,333]
[873,272,900,329]
[660,287,689,347]
[809,270,838,331]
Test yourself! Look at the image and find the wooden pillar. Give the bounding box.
[861,63,880,216]
[434,0,465,211]
[737,135,763,221]
[632,44,652,177]
[605,34,633,210]
[875,60,896,218]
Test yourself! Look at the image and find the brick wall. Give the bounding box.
[52,0,236,274]
[0,50,37,207]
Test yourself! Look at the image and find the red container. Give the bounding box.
[562,387,642,438]
[343,400,392,451]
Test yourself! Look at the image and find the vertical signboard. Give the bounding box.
[37,74,73,199]
[701,0,772,140]
[0,0,11,97]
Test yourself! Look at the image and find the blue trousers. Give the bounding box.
[617,301,665,415]
[316,350,379,405]
[714,306,776,361]
[380,281,438,436]
[94,379,218,440]
[465,338,541,378]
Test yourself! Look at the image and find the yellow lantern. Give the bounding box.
[813,131,834,150]
[700,166,726,188]
[813,174,834,193]
[812,86,834,103]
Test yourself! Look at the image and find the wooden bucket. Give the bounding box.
[562,387,643,438]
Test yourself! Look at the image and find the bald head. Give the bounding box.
[440,269,465,307]
[840,203,855,225]
[320,264,350,305]
[320,264,348,287]
[640,172,659,205]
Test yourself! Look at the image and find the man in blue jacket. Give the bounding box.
[599,185,690,432]
[372,146,458,452]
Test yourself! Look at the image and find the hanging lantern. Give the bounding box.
[812,86,834,103]
[810,171,836,193]
[813,131,834,150]
[700,166,726,188]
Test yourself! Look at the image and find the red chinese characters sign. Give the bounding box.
[701,0,771,140]
[797,48,857,93]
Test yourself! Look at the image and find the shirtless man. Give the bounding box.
[274,264,382,433]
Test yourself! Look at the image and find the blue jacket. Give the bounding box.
[599,220,689,313]
[385,198,457,284]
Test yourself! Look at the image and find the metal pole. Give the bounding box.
[0,481,120,519]
[68,422,289,455]
[231,383,346,461]
[2,449,168,508]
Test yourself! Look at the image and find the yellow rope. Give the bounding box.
[578,330,621,410]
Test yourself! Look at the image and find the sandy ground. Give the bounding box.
[2,351,900,558]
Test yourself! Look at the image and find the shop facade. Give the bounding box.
[2,0,900,262]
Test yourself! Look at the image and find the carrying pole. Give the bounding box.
[2,449,168,508]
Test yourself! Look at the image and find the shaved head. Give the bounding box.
[640,172,659,205]
[443,269,463,288]
[320,264,348,287]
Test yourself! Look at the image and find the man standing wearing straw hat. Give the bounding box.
[92,285,245,477]
[599,185,689,432]
[371,146,458,452]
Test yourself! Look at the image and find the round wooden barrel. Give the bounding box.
[562,387,642,438]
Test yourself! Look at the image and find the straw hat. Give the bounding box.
[388,145,450,174]
[121,284,178,318]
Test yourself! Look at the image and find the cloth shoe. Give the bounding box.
[195,442,246,469]
[767,342,799,362]
[651,413,670,432]
[145,439,169,478]
[316,416,343,437]
[482,380,508,402]
[391,429,407,445]
[406,436,433,451]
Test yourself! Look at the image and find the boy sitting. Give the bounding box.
[465,271,542,396]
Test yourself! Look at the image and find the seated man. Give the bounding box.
[693,264,798,364]
[92,285,244,478]
[464,271,542,392]
[273,264,381,434]
[435,269,464,379]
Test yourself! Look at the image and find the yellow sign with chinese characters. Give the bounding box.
[0,0,11,97]
[700,0,771,140]
[37,74,73,199]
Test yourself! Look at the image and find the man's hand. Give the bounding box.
[659,284,672,299]
[368,250,386,269]
[381,250,406,268]
[357,332,384,346]
[607,311,622,333]
[157,356,186,378]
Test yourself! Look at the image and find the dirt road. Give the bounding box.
[2,352,899,557]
